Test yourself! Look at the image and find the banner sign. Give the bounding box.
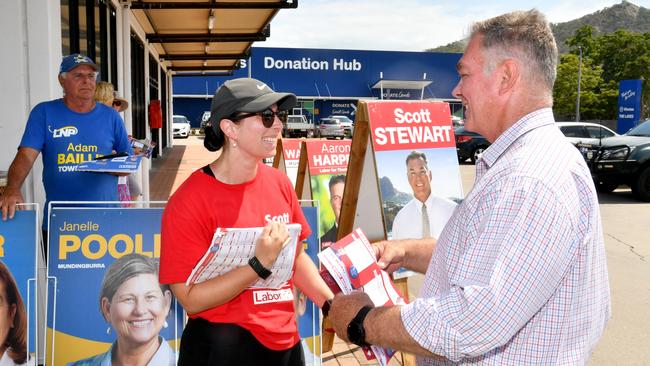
[368,101,455,152]
[617,79,643,134]
[304,140,351,241]
[0,209,38,359]
[306,140,351,176]
[297,205,322,366]
[46,206,182,366]
[315,100,358,122]
[77,155,142,173]
[366,100,463,233]
[173,47,461,100]
[283,139,302,187]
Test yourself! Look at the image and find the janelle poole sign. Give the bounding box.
[0,209,38,361]
[46,206,183,366]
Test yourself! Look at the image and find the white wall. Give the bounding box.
[0,0,61,209]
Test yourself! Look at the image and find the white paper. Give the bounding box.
[186,223,302,289]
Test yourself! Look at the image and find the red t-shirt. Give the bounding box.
[159,163,311,350]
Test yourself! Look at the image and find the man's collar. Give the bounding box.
[479,108,554,168]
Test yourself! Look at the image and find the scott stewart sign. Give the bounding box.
[367,101,455,152]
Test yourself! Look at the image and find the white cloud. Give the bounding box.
[263,0,650,51]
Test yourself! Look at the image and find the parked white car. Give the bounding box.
[173,115,191,138]
[556,121,618,146]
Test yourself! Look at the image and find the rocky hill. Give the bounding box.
[427,1,650,54]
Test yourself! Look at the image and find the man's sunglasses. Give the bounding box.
[230,109,289,128]
[112,100,122,108]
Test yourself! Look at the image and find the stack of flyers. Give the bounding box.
[129,137,156,158]
[318,228,406,366]
[77,154,142,173]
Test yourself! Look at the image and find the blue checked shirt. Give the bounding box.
[401,108,611,365]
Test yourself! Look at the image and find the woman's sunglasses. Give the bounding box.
[112,100,122,108]
[230,109,289,128]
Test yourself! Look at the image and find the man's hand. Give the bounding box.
[0,186,25,221]
[329,291,374,342]
[373,240,406,273]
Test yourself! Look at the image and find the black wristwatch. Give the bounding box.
[322,299,333,317]
[347,305,373,347]
[248,256,272,279]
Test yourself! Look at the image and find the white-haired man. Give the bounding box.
[329,10,610,365]
[0,54,132,256]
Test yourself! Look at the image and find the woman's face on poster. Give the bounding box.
[103,273,171,346]
[0,281,16,347]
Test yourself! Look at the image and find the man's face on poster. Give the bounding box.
[330,182,345,223]
[407,157,432,203]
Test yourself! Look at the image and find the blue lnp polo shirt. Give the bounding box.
[19,99,132,229]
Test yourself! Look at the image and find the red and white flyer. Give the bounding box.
[317,228,406,366]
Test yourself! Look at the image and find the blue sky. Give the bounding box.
[265,0,650,52]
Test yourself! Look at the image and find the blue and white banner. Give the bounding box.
[77,155,142,173]
[617,79,643,134]
[46,206,182,365]
[0,207,39,359]
[298,205,321,366]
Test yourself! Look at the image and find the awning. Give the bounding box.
[130,0,298,74]
[371,79,432,90]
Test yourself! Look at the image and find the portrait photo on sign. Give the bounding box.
[45,207,182,366]
[375,148,463,239]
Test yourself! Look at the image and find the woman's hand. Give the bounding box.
[254,221,290,268]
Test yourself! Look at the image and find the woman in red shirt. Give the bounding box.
[160,78,334,366]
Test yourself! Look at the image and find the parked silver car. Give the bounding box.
[329,115,354,137]
[315,118,345,139]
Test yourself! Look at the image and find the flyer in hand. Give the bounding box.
[130,137,156,158]
[317,228,406,366]
[77,154,142,173]
[186,223,302,289]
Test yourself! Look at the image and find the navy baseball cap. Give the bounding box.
[59,54,99,74]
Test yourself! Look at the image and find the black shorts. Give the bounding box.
[178,317,304,366]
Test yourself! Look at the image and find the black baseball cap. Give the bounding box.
[208,78,297,126]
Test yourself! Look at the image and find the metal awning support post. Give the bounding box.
[421,73,427,100]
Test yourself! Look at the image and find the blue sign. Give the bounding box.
[0,210,38,358]
[315,100,357,121]
[617,79,643,134]
[46,207,182,365]
[173,47,461,100]
[298,205,321,365]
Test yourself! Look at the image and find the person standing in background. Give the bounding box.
[94,81,141,204]
[0,54,132,257]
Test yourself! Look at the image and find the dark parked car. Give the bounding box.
[455,126,491,163]
[581,119,650,201]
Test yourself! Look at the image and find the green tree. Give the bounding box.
[555,27,650,120]
[553,53,616,120]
